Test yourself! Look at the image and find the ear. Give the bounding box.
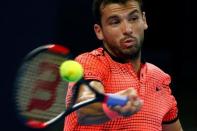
[94,24,104,40]
[142,12,148,30]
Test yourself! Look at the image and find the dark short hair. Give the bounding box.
[92,0,143,25]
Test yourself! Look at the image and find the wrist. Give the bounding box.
[102,102,121,120]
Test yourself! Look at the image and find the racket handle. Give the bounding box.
[106,94,128,106]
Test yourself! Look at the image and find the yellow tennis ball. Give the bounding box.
[60,60,84,82]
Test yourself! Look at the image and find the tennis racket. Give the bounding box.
[13,44,128,129]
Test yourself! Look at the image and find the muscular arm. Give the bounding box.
[162,119,183,131]
[75,80,143,125]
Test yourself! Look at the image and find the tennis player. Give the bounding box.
[64,0,183,130]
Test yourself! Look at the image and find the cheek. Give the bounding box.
[134,27,145,45]
[104,28,121,42]
[133,24,145,37]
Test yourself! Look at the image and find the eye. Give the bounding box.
[128,15,139,22]
[109,19,120,25]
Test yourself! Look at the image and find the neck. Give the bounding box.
[130,54,141,75]
[102,45,142,73]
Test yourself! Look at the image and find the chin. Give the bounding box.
[127,49,141,59]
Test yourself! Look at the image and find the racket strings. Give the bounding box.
[67,80,97,109]
[15,51,68,122]
[66,79,87,109]
[65,84,78,110]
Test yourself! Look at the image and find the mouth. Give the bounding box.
[120,38,136,48]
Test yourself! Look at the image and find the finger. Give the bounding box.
[128,88,137,96]
[121,98,143,116]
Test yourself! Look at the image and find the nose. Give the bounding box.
[121,20,132,35]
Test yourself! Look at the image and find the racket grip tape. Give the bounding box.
[105,94,128,107]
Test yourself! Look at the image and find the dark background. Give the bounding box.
[1,0,196,130]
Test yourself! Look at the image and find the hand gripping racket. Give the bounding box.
[13,44,128,129]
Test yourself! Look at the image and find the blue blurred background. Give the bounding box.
[1,0,196,130]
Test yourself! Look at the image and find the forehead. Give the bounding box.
[100,1,141,16]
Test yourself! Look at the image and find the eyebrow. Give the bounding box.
[128,9,140,16]
[106,9,140,22]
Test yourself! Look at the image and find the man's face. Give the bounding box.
[94,0,148,60]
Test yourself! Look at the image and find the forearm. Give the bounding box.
[162,119,183,131]
[76,103,110,125]
[75,81,142,125]
[76,81,109,124]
